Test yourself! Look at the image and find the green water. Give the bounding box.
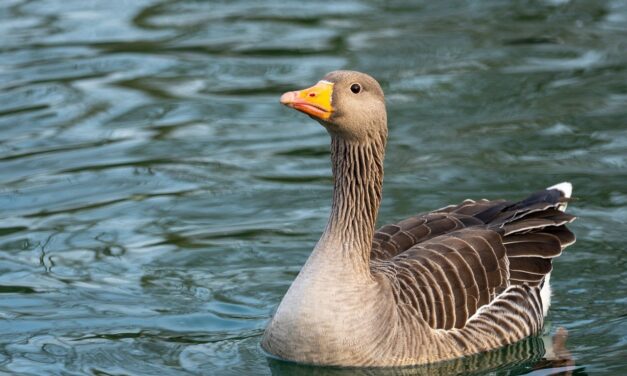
[1,0,626,375]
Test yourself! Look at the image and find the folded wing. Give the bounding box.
[372,187,575,331]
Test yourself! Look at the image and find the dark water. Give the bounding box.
[1,0,626,375]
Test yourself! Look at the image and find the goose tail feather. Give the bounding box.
[546,182,572,212]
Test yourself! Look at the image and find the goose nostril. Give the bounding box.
[308,92,316,97]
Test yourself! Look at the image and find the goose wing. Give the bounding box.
[371,200,505,261]
[371,186,575,331]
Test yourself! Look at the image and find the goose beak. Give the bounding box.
[280,81,334,120]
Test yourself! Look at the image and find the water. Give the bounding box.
[0,0,625,374]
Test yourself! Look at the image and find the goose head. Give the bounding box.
[280,70,387,141]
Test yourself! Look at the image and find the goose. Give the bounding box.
[261,70,576,367]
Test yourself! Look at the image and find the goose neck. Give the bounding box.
[318,133,386,275]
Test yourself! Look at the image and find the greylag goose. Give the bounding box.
[262,71,576,367]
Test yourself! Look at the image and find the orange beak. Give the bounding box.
[280,81,334,120]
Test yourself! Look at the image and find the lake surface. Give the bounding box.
[1,0,626,375]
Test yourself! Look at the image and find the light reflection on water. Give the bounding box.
[0,0,626,375]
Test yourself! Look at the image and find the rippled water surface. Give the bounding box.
[1,0,626,375]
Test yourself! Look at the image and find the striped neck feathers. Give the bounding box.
[318,132,386,276]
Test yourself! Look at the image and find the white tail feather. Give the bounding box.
[540,272,552,317]
[547,182,572,212]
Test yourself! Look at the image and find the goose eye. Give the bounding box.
[350,83,361,94]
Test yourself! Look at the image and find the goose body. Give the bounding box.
[261,71,576,367]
